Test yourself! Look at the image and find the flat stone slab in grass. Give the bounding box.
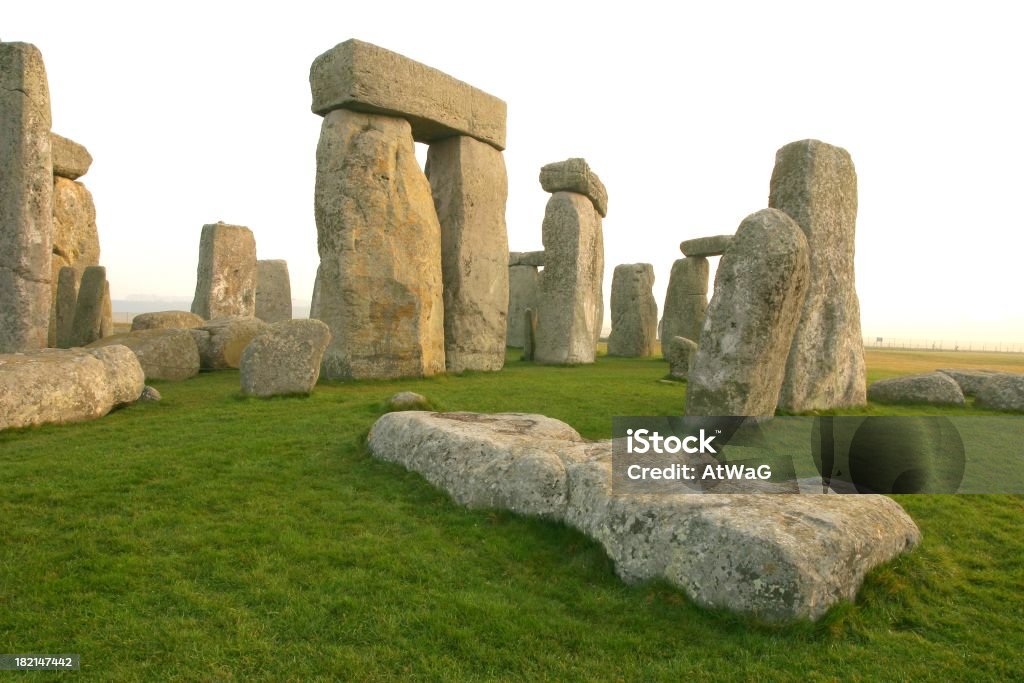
[974,373,1024,412]
[679,234,733,257]
[368,410,921,622]
[310,39,507,150]
[868,372,965,406]
[0,345,144,430]
[936,368,1003,397]
[88,328,200,382]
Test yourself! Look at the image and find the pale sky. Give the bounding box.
[6,1,1023,343]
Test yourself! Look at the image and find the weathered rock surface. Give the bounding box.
[0,345,144,430]
[368,410,921,622]
[131,310,205,332]
[679,234,733,257]
[936,368,1002,397]
[0,41,53,353]
[100,280,112,339]
[664,336,698,380]
[310,39,507,150]
[608,263,657,357]
[508,250,544,267]
[190,222,257,320]
[54,266,78,348]
[49,176,100,344]
[139,385,162,402]
[189,316,268,370]
[50,132,92,179]
[523,308,537,361]
[255,259,292,323]
[868,372,965,406]
[973,374,1024,412]
[534,192,604,365]
[426,135,508,372]
[539,158,608,217]
[660,257,708,346]
[771,139,867,412]
[88,328,200,381]
[686,209,810,418]
[385,391,431,411]
[312,109,445,380]
[240,319,331,397]
[506,264,539,348]
[69,265,107,347]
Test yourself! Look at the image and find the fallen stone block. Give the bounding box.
[868,372,965,407]
[189,316,268,370]
[131,310,205,332]
[240,319,331,397]
[974,374,1024,412]
[88,328,200,381]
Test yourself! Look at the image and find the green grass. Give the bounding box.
[1,351,1022,680]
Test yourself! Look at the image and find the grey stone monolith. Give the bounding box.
[55,266,78,348]
[70,265,107,347]
[100,279,112,338]
[49,175,100,345]
[311,108,445,380]
[0,42,53,352]
[523,308,537,361]
[255,259,292,323]
[426,135,509,373]
[686,209,810,418]
[665,336,698,379]
[607,263,657,357]
[660,257,708,346]
[507,264,539,348]
[771,139,867,412]
[190,222,257,320]
[534,191,604,365]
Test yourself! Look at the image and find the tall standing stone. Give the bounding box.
[255,259,292,323]
[770,139,867,412]
[522,308,537,361]
[190,222,257,320]
[54,265,77,348]
[70,265,107,347]
[685,209,810,418]
[312,109,445,379]
[426,135,509,373]
[660,257,709,345]
[0,42,53,352]
[100,279,113,338]
[607,263,657,357]
[506,262,539,347]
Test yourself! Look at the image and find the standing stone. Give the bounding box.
[660,257,708,345]
[49,176,100,345]
[0,42,53,353]
[686,209,810,418]
[312,109,445,380]
[535,192,604,365]
[190,221,257,320]
[664,336,698,380]
[100,280,113,338]
[607,263,657,357]
[522,308,537,361]
[54,266,78,348]
[770,139,867,412]
[426,135,509,373]
[70,265,107,347]
[255,259,292,323]
[506,264,539,347]
[240,319,332,397]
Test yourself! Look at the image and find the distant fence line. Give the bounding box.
[865,338,1024,354]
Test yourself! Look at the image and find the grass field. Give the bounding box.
[1,349,1022,680]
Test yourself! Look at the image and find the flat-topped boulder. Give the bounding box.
[936,368,1003,396]
[368,410,921,622]
[189,316,268,370]
[974,373,1024,412]
[679,234,733,257]
[310,39,507,150]
[240,319,331,397]
[508,250,545,267]
[868,372,965,406]
[50,132,92,179]
[539,158,608,217]
[0,345,144,430]
[131,310,205,332]
[88,328,200,382]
